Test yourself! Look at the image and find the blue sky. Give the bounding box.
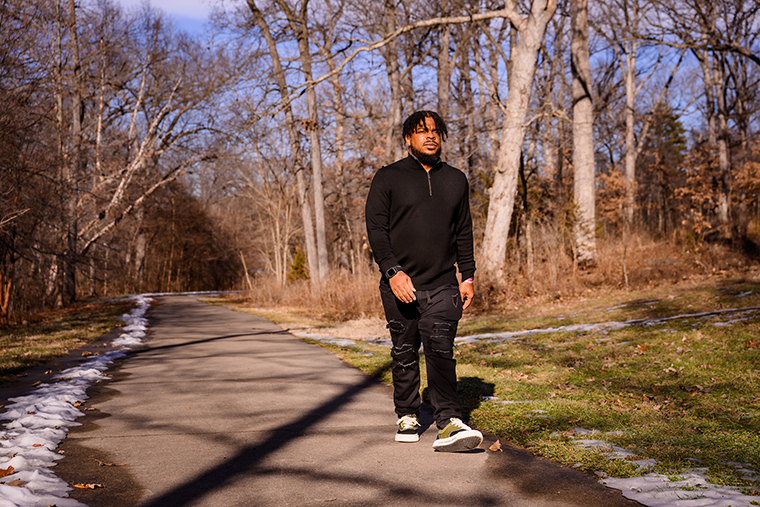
[118,0,220,32]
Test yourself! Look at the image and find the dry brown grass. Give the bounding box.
[242,272,384,322]
[472,228,756,312]
[240,230,758,322]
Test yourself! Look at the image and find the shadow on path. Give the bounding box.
[137,359,501,507]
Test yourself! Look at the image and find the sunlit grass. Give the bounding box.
[233,278,760,493]
[0,299,133,385]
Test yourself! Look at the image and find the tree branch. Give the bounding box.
[257,7,525,115]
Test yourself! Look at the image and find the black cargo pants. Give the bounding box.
[379,281,464,429]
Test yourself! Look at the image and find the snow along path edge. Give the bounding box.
[0,295,152,507]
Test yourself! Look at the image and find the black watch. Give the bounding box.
[385,265,403,279]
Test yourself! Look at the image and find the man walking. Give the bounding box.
[365,110,482,452]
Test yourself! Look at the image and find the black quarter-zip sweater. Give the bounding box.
[365,155,476,290]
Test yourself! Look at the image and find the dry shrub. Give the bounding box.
[244,272,383,322]
[470,227,757,313]
[242,227,756,321]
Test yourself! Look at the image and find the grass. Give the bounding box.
[3,272,757,496]
[0,299,134,386]
[227,276,760,496]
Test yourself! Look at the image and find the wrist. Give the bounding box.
[385,265,403,279]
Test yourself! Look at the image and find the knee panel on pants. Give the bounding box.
[428,321,455,359]
[388,319,418,369]
[392,342,419,369]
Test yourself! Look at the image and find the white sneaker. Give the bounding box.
[395,414,420,442]
[432,418,483,452]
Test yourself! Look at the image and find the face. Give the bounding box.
[405,116,442,162]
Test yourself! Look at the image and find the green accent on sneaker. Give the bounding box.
[395,414,420,442]
[432,418,483,452]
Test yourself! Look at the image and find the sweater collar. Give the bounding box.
[407,153,443,172]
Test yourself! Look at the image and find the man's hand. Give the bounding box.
[389,271,416,303]
[459,281,474,310]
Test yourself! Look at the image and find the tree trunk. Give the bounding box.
[458,32,476,175]
[247,0,319,285]
[480,0,557,280]
[384,0,404,163]
[280,0,329,283]
[696,45,730,231]
[713,54,731,230]
[623,44,637,226]
[63,0,83,304]
[134,215,147,292]
[320,24,350,272]
[437,0,453,119]
[570,0,596,264]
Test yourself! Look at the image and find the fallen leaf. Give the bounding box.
[32,444,44,448]
[72,401,83,407]
[81,351,93,357]
[31,381,42,387]
[44,370,52,374]
[74,483,105,490]
[94,458,126,467]
[0,466,14,478]
[747,339,757,349]
[637,344,647,353]
[84,407,95,411]
[26,411,36,415]
[7,479,26,487]
[489,440,502,452]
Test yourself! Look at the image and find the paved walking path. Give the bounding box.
[50,295,641,507]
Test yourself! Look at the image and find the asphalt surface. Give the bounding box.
[44,295,642,507]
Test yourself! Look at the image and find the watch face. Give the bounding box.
[386,266,399,278]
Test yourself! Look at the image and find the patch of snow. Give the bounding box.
[602,469,757,507]
[295,333,359,348]
[457,306,760,344]
[574,438,638,461]
[0,295,152,507]
[294,333,392,348]
[567,429,758,506]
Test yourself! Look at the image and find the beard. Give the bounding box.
[409,144,441,166]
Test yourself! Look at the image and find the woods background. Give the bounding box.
[1,0,759,323]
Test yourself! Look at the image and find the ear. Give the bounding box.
[404,135,411,147]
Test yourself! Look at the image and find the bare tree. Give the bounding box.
[236,148,299,284]
[480,0,559,280]
[247,0,320,285]
[649,0,760,235]
[276,0,330,282]
[593,0,684,228]
[382,0,405,162]
[570,0,597,264]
